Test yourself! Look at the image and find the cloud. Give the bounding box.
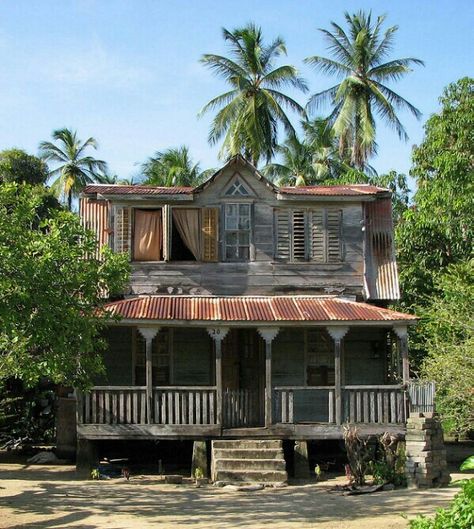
[40,40,154,89]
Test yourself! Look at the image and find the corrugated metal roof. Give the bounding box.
[83,184,193,195]
[103,295,417,323]
[279,185,388,196]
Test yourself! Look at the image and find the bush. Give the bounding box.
[409,479,474,529]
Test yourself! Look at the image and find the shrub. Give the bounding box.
[408,479,474,529]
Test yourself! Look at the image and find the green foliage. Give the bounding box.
[141,146,211,187]
[90,468,100,480]
[418,260,474,437]
[0,184,129,388]
[194,467,204,480]
[370,433,407,486]
[460,456,474,472]
[200,23,307,164]
[0,149,49,186]
[39,128,107,210]
[408,479,474,529]
[305,10,423,168]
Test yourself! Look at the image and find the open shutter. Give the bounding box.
[274,209,291,260]
[292,210,307,261]
[162,205,171,262]
[113,205,131,256]
[79,198,111,260]
[327,209,343,262]
[201,207,219,262]
[310,209,325,262]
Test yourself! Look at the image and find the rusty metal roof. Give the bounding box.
[103,296,417,324]
[279,185,388,196]
[83,184,193,195]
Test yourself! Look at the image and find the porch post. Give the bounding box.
[257,327,279,428]
[393,325,409,384]
[327,326,349,426]
[138,327,159,424]
[207,327,229,427]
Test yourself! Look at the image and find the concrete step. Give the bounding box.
[213,448,284,460]
[215,458,286,471]
[214,469,288,483]
[212,440,282,450]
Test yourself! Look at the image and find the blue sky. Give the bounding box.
[0,0,472,186]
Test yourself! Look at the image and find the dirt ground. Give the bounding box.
[0,460,467,529]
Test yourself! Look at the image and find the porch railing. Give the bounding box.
[342,385,406,424]
[223,389,260,428]
[274,387,336,424]
[77,386,217,425]
[407,380,435,413]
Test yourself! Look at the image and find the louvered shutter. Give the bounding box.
[327,209,343,262]
[274,209,291,260]
[162,205,171,262]
[113,205,131,256]
[310,209,325,262]
[292,210,307,261]
[201,207,219,262]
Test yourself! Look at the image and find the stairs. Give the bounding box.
[211,440,287,485]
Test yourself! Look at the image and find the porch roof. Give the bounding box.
[103,295,417,325]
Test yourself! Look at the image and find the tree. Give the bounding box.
[0,149,49,185]
[39,128,107,210]
[419,260,474,437]
[200,23,308,165]
[0,183,129,388]
[305,10,423,168]
[396,78,474,309]
[141,146,211,186]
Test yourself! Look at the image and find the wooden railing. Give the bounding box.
[342,385,406,424]
[407,380,435,413]
[223,389,260,428]
[274,387,336,424]
[78,386,217,425]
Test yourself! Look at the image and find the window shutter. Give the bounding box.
[327,209,343,262]
[162,205,171,262]
[113,205,131,256]
[310,209,325,262]
[274,209,291,260]
[201,207,219,262]
[292,210,306,261]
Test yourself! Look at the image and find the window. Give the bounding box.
[306,329,334,386]
[225,178,250,196]
[224,203,251,261]
[135,329,171,385]
[275,208,343,263]
[132,208,163,261]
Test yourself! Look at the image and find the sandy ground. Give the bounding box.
[0,462,467,529]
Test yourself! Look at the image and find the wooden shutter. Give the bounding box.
[79,198,111,260]
[327,209,343,262]
[201,207,219,262]
[113,205,131,256]
[310,209,325,262]
[162,205,171,262]
[274,209,291,260]
[292,210,307,261]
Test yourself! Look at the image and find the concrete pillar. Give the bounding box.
[257,327,280,428]
[76,439,99,476]
[326,326,349,425]
[294,440,310,478]
[56,396,77,459]
[138,327,160,424]
[207,328,229,427]
[191,440,209,478]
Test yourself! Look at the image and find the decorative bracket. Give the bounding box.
[257,327,280,344]
[393,325,408,340]
[138,327,159,342]
[207,327,230,343]
[326,326,349,342]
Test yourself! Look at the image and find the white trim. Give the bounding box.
[326,326,349,342]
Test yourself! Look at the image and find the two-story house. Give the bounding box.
[75,155,417,481]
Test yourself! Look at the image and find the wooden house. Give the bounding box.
[75,155,417,480]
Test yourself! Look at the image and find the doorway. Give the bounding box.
[222,329,265,427]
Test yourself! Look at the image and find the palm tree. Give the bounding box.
[96,171,139,186]
[39,128,107,209]
[305,11,423,168]
[200,23,308,165]
[141,146,211,187]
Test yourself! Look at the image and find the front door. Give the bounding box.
[222,329,264,427]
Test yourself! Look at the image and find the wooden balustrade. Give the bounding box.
[78,386,217,425]
[342,385,406,424]
[223,389,259,428]
[274,387,336,424]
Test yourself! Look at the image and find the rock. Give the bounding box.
[382,483,395,491]
[27,451,59,464]
[164,475,183,484]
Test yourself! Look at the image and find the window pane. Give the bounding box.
[226,204,238,216]
[226,245,238,259]
[239,204,250,216]
[226,232,238,245]
[239,217,250,229]
[226,216,238,229]
[239,232,250,245]
[239,246,250,260]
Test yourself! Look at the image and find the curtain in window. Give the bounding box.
[172,208,201,260]
[133,209,162,261]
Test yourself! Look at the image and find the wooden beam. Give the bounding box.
[257,328,279,428]
[138,327,160,424]
[207,328,229,427]
[327,326,349,426]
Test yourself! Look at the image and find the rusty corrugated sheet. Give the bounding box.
[279,185,387,196]
[103,295,416,323]
[364,199,400,300]
[83,184,194,195]
[79,197,110,259]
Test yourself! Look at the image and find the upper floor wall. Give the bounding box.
[80,156,399,301]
